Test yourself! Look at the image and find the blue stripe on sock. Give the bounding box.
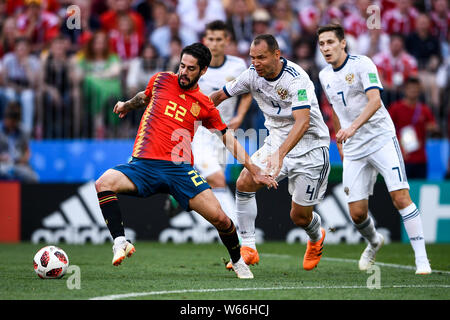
[355,216,372,230]
[236,191,255,198]
[402,209,419,222]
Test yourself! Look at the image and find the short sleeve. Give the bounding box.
[223,68,251,97]
[289,77,314,112]
[144,72,160,98]
[202,107,228,133]
[358,56,384,92]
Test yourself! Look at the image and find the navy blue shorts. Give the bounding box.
[113,158,210,211]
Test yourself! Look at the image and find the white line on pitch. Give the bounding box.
[90,284,450,300]
[261,254,450,275]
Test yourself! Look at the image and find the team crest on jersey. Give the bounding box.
[277,87,288,100]
[345,73,355,84]
[190,101,201,117]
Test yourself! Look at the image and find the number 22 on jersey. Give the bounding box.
[164,101,187,122]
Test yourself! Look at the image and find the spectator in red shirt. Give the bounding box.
[109,13,143,62]
[430,0,450,42]
[5,0,25,16]
[100,0,145,44]
[342,0,391,57]
[16,0,60,53]
[389,77,440,179]
[382,0,419,36]
[372,33,418,106]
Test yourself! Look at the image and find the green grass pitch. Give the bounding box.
[0,242,449,300]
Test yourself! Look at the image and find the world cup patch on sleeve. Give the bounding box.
[297,89,308,101]
[368,73,378,84]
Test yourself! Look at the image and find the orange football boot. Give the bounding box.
[303,228,325,270]
[226,246,260,269]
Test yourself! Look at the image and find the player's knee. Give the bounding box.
[95,177,109,193]
[391,190,412,210]
[348,201,368,224]
[95,171,116,193]
[349,207,367,224]
[290,213,309,227]
[217,215,231,231]
[211,210,230,230]
[351,213,367,225]
[290,208,312,227]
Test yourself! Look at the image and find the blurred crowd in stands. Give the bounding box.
[0,0,448,181]
[0,0,448,138]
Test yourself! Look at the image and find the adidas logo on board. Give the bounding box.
[31,182,136,244]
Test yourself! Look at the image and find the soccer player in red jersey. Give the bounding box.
[94,43,277,279]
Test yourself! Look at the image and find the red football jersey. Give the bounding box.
[132,71,227,165]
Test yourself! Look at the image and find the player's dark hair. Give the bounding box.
[180,42,212,70]
[317,23,348,53]
[317,23,346,41]
[252,34,279,52]
[205,20,229,33]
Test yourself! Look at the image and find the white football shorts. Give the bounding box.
[251,143,330,206]
[342,136,410,203]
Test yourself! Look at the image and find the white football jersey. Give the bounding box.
[198,55,247,124]
[224,57,330,157]
[319,54,396,160]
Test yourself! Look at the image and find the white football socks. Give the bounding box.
[113,236,126,246]
[304,211,323,243]
[354,215,379,246]
[235,190,257,249]
[398,203,427,260]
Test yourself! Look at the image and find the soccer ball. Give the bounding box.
[33,246,69,279]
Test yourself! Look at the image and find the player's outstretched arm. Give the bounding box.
[335,88,382,143]
[209,89,229,107]
[114,91,150,118]
[221,129,278,189]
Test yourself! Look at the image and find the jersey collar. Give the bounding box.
[264,57,287,82]
[333,54,349,72]
[209,55,227,69]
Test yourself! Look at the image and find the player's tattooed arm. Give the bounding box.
[124,91,150,110]
[114,91,150,118]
